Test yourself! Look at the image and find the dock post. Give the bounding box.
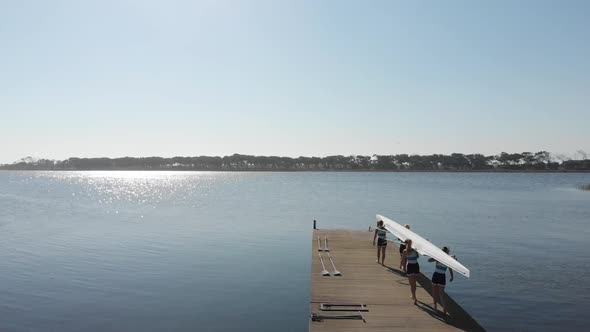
[313,219,317,230]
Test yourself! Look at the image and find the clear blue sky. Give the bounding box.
[1,0,589,163]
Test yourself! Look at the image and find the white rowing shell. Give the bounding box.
[377,214,470,278]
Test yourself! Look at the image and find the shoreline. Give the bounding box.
[1,169,590,173]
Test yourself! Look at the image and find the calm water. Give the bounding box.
[0,171,589,331]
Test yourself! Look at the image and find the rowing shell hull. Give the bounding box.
[377,214,470,278]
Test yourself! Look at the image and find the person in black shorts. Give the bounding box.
[400,239,420,305]
[428,246,454,315]
[372,220,387,265]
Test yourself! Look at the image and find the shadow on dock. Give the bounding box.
[383,266,486,332]
[416,273,486,332]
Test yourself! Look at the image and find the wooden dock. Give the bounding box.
[309,229,485,332]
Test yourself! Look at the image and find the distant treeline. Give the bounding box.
[2,152,590,171]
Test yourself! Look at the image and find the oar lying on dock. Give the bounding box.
[327,252,341,276]
[317,235,325,251]
[320,303,368,312]
[318,253,330,276]
[311,312,366,323]
[323,235,330,252]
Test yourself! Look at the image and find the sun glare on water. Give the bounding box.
[27,171,242,209]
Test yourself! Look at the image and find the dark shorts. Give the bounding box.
[377,238,387,247]
[432,272,446,286]
[399,243,406,254]
[406,263,420,275]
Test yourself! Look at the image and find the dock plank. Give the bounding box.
[309,229,485,332]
